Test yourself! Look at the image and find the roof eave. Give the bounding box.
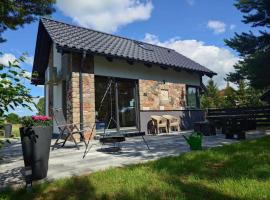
[56,44,217,78]
[205,71,217,78]
[31,20,53,85]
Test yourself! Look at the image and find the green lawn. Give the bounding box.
[11,124,20,137]
[1,136,270,200]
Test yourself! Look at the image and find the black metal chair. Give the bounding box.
[52,108,89,150]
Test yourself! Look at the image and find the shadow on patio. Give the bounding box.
[0,129,269,189]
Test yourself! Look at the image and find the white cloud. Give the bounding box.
[25,56,34,66]
[57,0,153,33]
[143,33,239,88]
[186,0,195,6]
[0,53,33,66]
[0,52,33,84]
[22,71,31,79]
[0,53,16,66]
[207,20,226,34]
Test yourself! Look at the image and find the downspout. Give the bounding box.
[198,75,203,109]
[79,51,87,131]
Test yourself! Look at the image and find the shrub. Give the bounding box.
[5,113,20,124]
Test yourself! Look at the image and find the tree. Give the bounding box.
[245,87,266,107]
[236,80,249,106]
[200,79,223,109]
[0,0,55,42]
[225,0,270,89]
[221,83,237,108]
[6,113,20,124]
[235,80,265,107]
[36,97,45,115]
[0,54,35,120]
[0,0,56,126]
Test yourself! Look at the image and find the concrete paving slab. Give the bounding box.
[0,129,269,189]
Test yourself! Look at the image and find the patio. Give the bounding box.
[1,130,269,189]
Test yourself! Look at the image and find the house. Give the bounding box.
[32,18,216,138]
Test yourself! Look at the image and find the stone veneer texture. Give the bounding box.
[139,79,186,110]
[66,72,95,140]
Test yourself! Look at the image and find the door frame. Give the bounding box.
[95,75,140,132]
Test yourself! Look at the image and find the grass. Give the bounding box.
[11,124,20,137]
[1,136,270,200]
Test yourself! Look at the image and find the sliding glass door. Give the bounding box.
[95,76,138,133]
[117,80,137,129]
[95,76,117,130]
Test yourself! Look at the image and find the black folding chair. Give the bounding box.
[52,108,89,150]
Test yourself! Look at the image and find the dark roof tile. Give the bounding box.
[34,18,216,80]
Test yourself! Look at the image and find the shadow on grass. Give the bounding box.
[173,180,239,200]
[0,178,238,200]
[98,181,237,200]
[0,176,96,200]
[1,136,270,200]
[149,136,270,181]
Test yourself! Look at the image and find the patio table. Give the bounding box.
[207,114,251,127]
[99,134,126,152]
[99,135,126,144]
[100,131,149,150]
[206,114,251,139]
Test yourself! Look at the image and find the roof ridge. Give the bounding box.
[40,17,176,52]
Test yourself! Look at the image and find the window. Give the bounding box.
[134,41,153,51]
[186,86,199,109]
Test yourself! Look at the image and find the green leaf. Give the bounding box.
[8,70,18,76]
[0,73,7,78]
[9,104,15,110]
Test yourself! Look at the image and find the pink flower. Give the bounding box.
[32,116,39,121]
[32,115,51,121]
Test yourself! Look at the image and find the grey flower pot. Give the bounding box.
[20,126,52,180]
[4,123,12,138]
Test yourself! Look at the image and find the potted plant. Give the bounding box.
[183,132,203,150]
[20,115,52,180]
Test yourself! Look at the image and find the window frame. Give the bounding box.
[186,85,200,109]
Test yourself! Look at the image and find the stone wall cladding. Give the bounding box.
[82,73,95,140]
[139,79,186,110]
[67,72,95,141]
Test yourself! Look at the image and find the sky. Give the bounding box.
[0,0,251,116]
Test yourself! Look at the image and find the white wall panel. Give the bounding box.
[94,55,201,86]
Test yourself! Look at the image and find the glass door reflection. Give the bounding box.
[95,76,138,133]
[117,80,137,129]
